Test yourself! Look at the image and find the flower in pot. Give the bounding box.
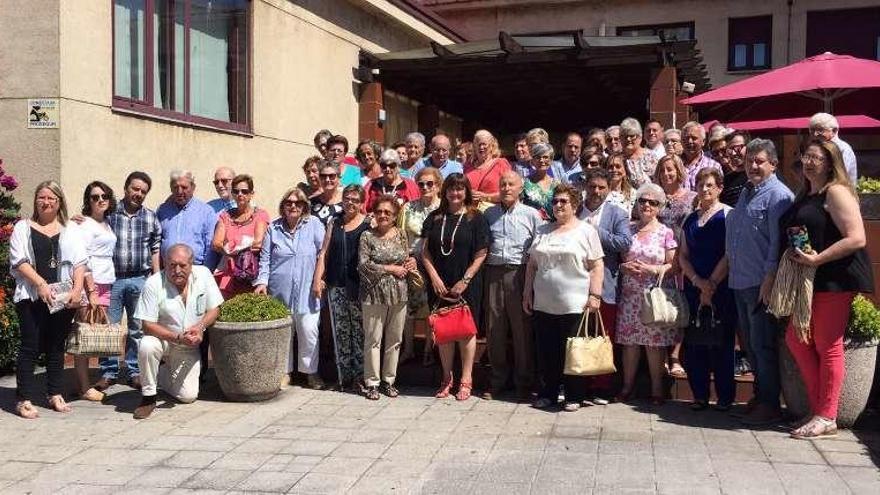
[211,293,292,402]
[781,295,880,427]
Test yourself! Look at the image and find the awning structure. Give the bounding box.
[726,115,880,132]
[361,31,708,134]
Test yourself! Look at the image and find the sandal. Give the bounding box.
[435,373,453,398]
[668,358,686,377]
[455,381,472,401]
[47,395,72,413]
[791,416,838,440]
[15,400,39,419]
[364,386,380,401]
[81,388,105,402]
[380,383,399,398]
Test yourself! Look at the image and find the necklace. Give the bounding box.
[698,202,722,226]
[381,179,398,196]
[49,240,57,269]
[439,211,465,256]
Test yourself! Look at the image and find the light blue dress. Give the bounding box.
[255,216,325,315]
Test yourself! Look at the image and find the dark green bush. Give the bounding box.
[848,295,880,343]
[218,293,290,323]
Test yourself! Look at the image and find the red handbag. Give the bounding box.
[428,298,477,345]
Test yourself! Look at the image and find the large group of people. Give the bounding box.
[7,112,873,440]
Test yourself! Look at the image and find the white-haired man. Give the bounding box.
[681,121,722,191]
[411,133,462,178]
[207,166,236,214]
[809,113,857,183]
[132,244,223,419]
[156,170,218,267]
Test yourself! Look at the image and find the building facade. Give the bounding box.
[420,0,880,88]
[1,0,463,213]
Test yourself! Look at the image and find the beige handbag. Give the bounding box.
[563,310,616,376]
[640,271,690,329]
[66,305,126,357]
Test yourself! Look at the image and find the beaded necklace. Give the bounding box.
[439,211,465,257]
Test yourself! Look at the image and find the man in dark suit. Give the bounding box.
[577,168,632,404]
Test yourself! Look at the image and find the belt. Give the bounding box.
[116,270,151,279]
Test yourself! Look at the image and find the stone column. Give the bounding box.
[649,66,689,129]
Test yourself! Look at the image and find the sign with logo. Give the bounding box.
[27,98,59,129]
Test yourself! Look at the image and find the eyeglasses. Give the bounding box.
[319,173,338,180]
[374,209,395,217]
[327,148,345,155]
[343,196,362,204]
[801,153,826,164]
[232,188,251,195]
[379,162,398,170]
[212,178,232,185]
[90,193,110,202]
[551,198,570,206]
[282,200,304,209]
[417,180,435,189]
[637,197,661,207]
[728,144,746,153]
[586,160,601,167]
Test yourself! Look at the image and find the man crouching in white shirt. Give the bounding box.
[132,243,223,419]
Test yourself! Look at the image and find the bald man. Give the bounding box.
[481,172,545,401]
[208,166,236,213]
[411,133,463,178]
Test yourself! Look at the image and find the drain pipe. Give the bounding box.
[786,0,794,64]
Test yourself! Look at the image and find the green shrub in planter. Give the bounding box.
[856,177,880,194]
[848,295,880,343]
[218,293,290,323]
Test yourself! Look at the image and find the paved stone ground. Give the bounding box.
[1,373,879,495]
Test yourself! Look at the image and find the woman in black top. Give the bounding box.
[782,139,873,439]
[421,173,489,401]
[9,181,87,418]
[314,184,371,391]
[310,161,344,225]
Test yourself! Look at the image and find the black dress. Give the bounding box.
[421,210,490,330]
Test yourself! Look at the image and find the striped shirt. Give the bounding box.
[107,201,162,277]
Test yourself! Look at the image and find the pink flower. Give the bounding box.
[0,175,18,191]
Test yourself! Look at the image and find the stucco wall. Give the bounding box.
[0,0,62,209]
[426,0,880,88]
[4,0,445,214]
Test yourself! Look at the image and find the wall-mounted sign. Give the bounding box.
[27,98,59,128]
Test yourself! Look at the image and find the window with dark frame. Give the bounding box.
[727,15,772,72]
[805,7,880,62]
[113,0,250,131]
[617,22,695,42]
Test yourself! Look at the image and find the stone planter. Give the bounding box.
[859,193,880,220]
[780,339,879,428]
[210,317,292,402]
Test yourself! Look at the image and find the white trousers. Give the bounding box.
[289,312,321,374]
[362,302,407,387]
[138,335,201,403]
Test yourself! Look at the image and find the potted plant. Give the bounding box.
[0,159,21,374]
[210,293,292,402]
[780,295,880,427]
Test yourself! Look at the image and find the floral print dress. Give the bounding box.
[521,177,558,220]
[616,223,679,347]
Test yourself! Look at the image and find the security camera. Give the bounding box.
[681,81,696,94]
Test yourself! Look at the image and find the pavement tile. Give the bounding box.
[773,462,850,494]
[594,454,655,490]
[0,461,53,481]
[836,466,880,494]
[164,451,225,469]
[714,460,784,495]
[280,440,342,456]
[0,480,69,495]
[547,437,599,454]
[812,438,873,453]
[822,450,878,467]
[382,441,443,461]
[348,428,402,445]
[430,446,493,463]
[310,456,376,476]
[420,461,484,481]
[468,481,531,494]
[657,482,721,494]
[230,438,292,454]
[210,452,273,470]
[56,484,140,495]
[493,434,548,451]
[330,441,388,458]
[410,479,474,494]
[30,463,147,486]
[231,470,304,492]
[180,469,252,490]
[143,435,243,452]
[347,476,421,494]
[477,451,542,483]
[66,447,177,466]
[125,467,199,488]
[363,458,431,478]
[287,473,359,494]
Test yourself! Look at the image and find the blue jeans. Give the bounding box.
[733,287,782,409]
[100,275,146,380]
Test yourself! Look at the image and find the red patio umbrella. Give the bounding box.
[726,114,880,132]
[681,53,880,122]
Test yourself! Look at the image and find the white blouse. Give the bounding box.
[529,221,604,315]
[79,217,117,285]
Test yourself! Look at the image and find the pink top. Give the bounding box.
[464,157,512,196]
[215,207,270,294]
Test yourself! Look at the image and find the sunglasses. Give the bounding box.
[319,173,338,180]
[637,197,661,207]
[90,193,110,202]
[232,188,251,195]
[212,179,232,185]
[282,200,304,208]
[417,180,435,189]
[374,209,395,217]
[551,198,570,206]
[380,162,398,170]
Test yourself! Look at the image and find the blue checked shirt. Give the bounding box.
[107,202,163,276]
[157,197,218,266]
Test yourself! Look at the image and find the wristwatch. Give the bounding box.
[462,275,472,284]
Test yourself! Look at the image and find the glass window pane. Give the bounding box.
[153,0,185,112]
[753,43,767,67]
[114,0,146,100]
[734,44,747,68]
[190,0,248,123]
